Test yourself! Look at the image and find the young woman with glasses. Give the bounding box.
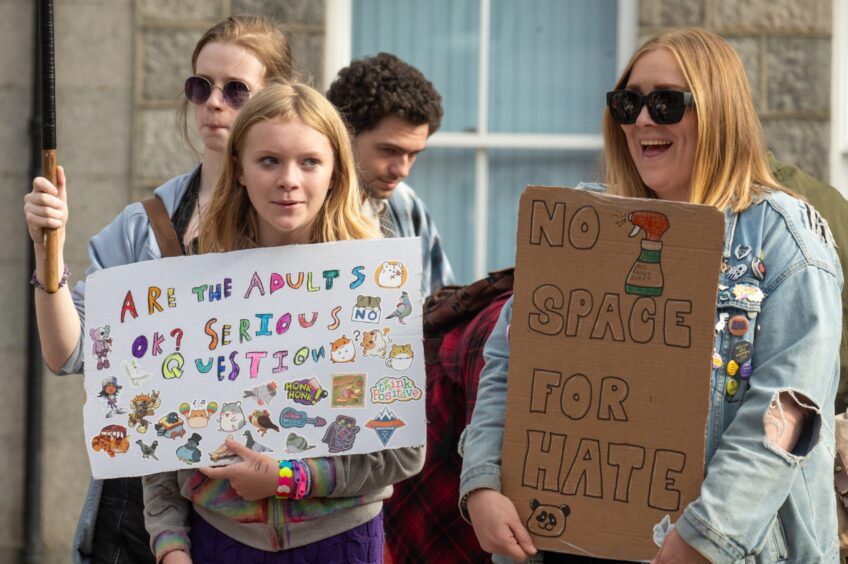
[460,27,840,563]
[23,15,292,564]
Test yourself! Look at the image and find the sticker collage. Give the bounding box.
[83,239,426,478]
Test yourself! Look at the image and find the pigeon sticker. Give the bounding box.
[371,376,423,404]
[331,374,366,408]
[284,432,315,454]
[176,433,202,465]
[365,408,406,446]
[322,415,360,453]
[155,412,187,439]
[242,430,273,453]
[242,381,278,406]
[386,291,412,325]
[284,377,328,406]
[136,439,159,460]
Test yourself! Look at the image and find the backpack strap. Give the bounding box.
[142,196,184,258]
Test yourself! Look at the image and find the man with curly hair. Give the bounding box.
[327,52,454,296]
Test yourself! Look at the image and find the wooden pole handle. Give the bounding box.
[41,149,59,293]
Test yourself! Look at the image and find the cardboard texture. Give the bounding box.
[83,237,425,478]
[501,186,725,560]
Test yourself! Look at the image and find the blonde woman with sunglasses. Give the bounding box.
[23,15,292,564]
[461,28,840,564]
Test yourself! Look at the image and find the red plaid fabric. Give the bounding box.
[384,291,511,563]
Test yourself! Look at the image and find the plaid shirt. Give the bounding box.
[384,291,512,563]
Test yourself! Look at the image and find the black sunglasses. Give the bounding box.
[606,89,695,125]
[185,75,251,109]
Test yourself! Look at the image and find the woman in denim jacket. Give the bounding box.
[460,28,841,563]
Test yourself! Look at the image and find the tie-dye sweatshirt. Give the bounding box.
[142,446,424,562]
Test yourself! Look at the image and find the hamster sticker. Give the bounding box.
[218,401,246,432]
[360,328,390,358]
[526,499,571,538]
[375,261,408,288]
[385,344,414,371]
[330,335,356,363]
[179,400,218,429]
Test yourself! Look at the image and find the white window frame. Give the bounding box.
[832,0,848,196]
[325,0,638,279]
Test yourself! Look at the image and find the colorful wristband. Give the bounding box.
[276,460,294,499]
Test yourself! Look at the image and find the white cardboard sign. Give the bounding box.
[83,238,425,479]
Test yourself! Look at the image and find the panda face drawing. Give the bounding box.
[526,498,571,537]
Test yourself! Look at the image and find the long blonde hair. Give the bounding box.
[178,15,294,146]
[198,82,381,252]
[603,27,780,212]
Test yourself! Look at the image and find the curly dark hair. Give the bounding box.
[326,52,443,135]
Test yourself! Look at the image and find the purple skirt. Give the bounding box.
[189,509,384,564]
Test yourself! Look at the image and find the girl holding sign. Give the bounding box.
[460,28,840,564]
[139,82,423,563]
[24,16,292,563]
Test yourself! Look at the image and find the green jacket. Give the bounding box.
[770,153,848,411]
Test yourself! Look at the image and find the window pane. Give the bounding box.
[352,0,479,133]
[489,0,618,134]
[487,150,601,272]
[405,148,476,284]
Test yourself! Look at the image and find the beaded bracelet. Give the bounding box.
[31,264,71,291]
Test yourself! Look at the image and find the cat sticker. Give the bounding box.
[526,499,571,538]
[374,261,408,288]
[330,335,356,363]
[385,344,414,371]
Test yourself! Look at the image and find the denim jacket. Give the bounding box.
[459,189,842,563]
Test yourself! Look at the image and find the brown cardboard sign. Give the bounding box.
[501,186,724,561]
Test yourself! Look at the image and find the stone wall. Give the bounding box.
[640,0,833,180]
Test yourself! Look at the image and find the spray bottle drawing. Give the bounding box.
[625,211,670,296]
